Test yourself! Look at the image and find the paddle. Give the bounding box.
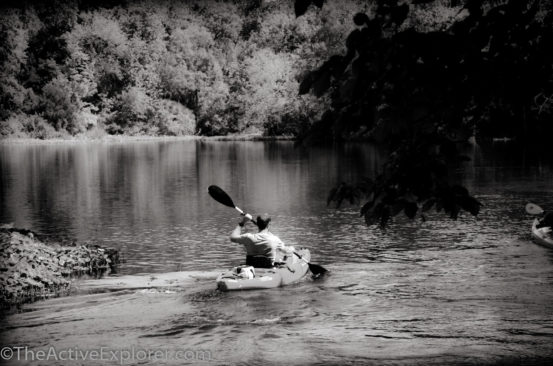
[208,185,253,221]
[207,185,328,276]
[525,203,544,215]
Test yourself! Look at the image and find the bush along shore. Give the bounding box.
[0,227,119,309]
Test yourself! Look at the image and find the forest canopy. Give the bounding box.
[5,0,548,141]
[0,0,374,138]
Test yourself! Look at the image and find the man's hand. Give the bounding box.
[238,216,248,227]
[278,245,295,254]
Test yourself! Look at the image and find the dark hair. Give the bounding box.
[256,214,271,230]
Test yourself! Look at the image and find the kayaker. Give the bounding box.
[537,211,553,230]
[230,213,293,268]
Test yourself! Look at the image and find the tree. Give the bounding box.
[41,74,79,134]
[104,86,150,134]
[22,1,77,91]
[297,0,552,226]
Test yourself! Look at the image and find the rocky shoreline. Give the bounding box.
[0,227,119,309]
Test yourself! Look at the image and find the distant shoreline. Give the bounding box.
[0,134,296,145]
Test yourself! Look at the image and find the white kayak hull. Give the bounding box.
[531,218,553,249]
[216,249,310,291]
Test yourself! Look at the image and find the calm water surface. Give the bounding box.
[1,140,553,365]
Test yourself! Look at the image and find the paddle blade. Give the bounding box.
[308,262,328,277]
[208,185,235,208]
[526,203,544,215]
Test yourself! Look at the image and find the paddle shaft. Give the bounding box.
[234,206,255,224]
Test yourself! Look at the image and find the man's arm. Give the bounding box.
[230,217,248,243]
[275,238,294,254]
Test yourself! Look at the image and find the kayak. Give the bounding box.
[216,249,310,291]
[531,218,553,249]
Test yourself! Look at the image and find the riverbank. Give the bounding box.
[0,226,119,310]
[0,134,295,145]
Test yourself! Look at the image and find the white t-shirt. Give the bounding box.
[230,230,286,261]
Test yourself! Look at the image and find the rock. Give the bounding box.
[0,227,119,309]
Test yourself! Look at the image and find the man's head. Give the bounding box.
[256,213,271,231]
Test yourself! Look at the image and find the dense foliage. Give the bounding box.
[0,0,369,138]
[298,0,553,226]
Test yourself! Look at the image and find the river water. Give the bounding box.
[1,140,553,365]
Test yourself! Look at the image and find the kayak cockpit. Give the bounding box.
[216,248,310,291]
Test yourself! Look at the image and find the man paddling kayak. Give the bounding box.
[230,213,294,268]
[537,211,553,230]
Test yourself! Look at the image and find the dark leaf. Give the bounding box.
[312,71,331,97]
[353,12,369,26]
[364,210,378,226]
[402,192,417,203]
[390,4,409,26]
[459,196,481,216]
[390,202,404,216]
[449,205,460,220]
[447,125,472,141]
[404,201,418,218]
[358,178,374,194]
[439,139,457,158]
[345,29,362,51]
[340,78,356,100]
[327,55,346,78]
[422,199,435,212]
[464,0,483,18]
[294,0,311,17]
[326,187,337,206]
[313,0,325,8]
[451,185,468,196]
[436,200,443,213]
[299,72,313,95]
[360,200,374,216]
[379,206,391,228]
